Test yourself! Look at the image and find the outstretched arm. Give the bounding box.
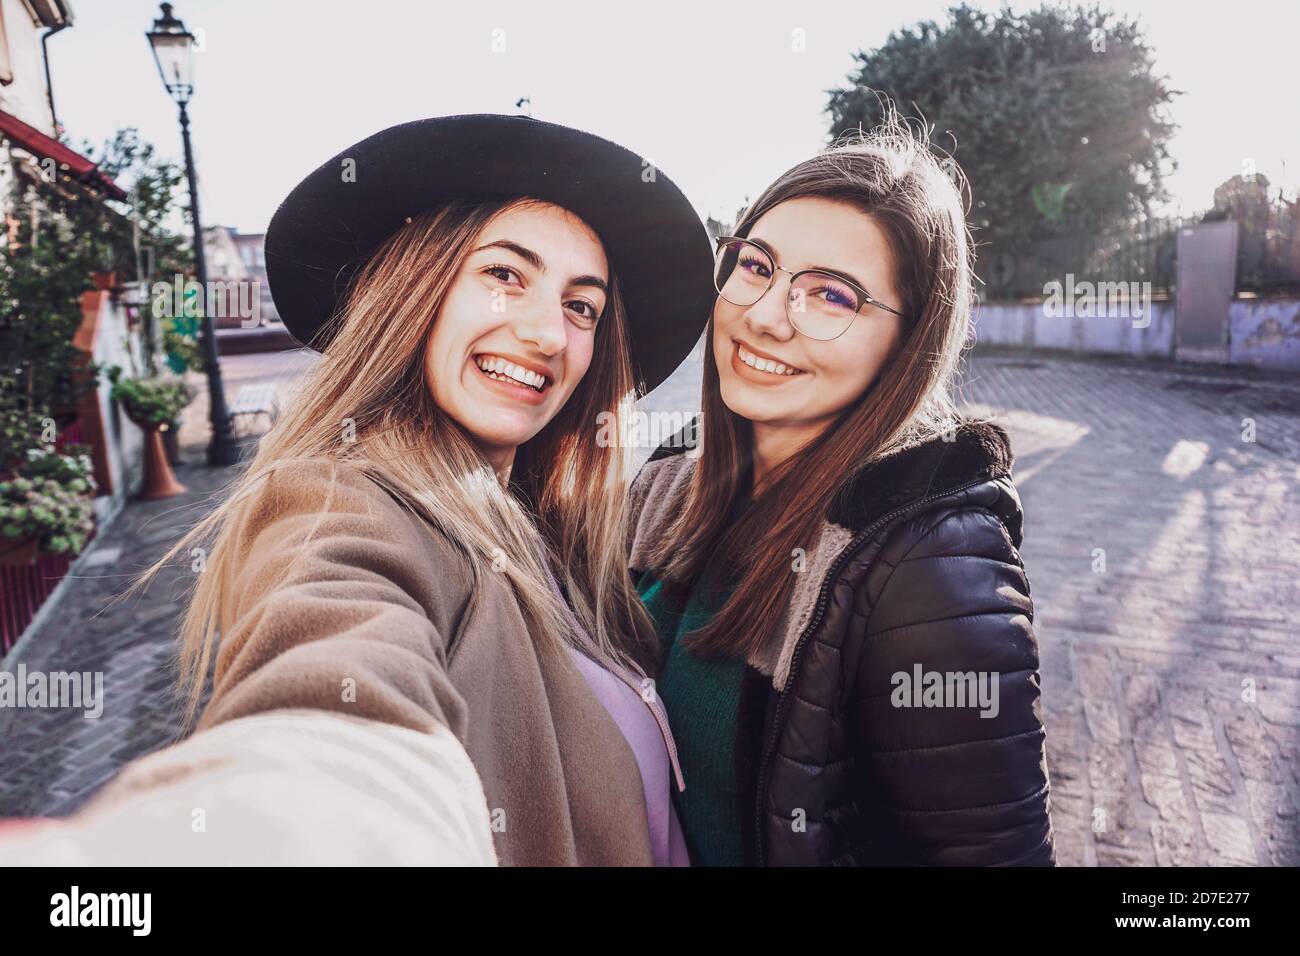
[0,458,497,865]
[0,709,497,865]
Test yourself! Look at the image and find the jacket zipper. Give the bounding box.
[542,556,686,792]
[603,652,687,793]
[751,476,993,865]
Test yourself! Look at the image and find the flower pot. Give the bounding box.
[134,421,187,500]
[0,537,39,567]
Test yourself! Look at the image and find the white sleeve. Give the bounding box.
[0,708,498,866]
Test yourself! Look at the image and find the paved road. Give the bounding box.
[2,344,1297,866]
[958,352,1300,866]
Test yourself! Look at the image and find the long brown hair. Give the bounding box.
[128,196,655,729]
[652,110,975,659]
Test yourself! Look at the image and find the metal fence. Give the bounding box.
[976,217,1187,301]
[1235,199,1300,295]
[976,202,1300,301]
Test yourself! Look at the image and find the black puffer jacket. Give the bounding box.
[627,420,1055,866]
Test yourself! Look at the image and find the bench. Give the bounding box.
[228,383,280,436]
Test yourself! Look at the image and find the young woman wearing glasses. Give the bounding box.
[625,111,1057,866]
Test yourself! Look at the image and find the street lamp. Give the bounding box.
[146,2,239,466]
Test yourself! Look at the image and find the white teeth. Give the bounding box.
[474,355,546,391]
[737,344,803,376]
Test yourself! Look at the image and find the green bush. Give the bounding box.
[0,392,58,477]
[1,378,98,557]
[107,367,195,427]
[0,474,96,555]
[21,445,96,486]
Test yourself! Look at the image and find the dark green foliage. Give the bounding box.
[0,127,193,417]
[106,365,195,428]
[828,3,1178,245]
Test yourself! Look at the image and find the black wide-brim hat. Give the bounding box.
[264,113,715,393]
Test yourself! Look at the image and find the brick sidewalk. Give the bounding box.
[0,449,239,816]
[1,347,1297,865]
[958,352,1300,866]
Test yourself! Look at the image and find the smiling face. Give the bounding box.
[424,201,608,472]
[712,196,906,448]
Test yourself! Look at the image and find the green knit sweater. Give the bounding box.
[637,567,746,866]
[636,486,760,867]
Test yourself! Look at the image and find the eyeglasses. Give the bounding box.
[712,236,905,341]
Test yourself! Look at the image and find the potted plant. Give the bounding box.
[107,367,196,499]
[0,456,96,565]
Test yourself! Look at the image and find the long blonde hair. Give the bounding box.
[134,196,655,730]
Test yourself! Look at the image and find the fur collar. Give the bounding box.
[642,417,1014,530]
[631,418,1017,690]
[829,419,1014,532]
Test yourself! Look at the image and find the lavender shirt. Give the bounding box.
[566,646,690,867]
[541,557,689,867]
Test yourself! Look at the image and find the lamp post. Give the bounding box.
[146,2,238,466]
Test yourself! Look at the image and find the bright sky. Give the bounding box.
[52,0,1298,233]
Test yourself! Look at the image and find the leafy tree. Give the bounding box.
[1203,173,1271,223]
[0,127,193,421]
[1204,173,1300,292]
[89,128,193,279]
[828,3,1178,246]
[79,128,200,378]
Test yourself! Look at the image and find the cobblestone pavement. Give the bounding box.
[958,351,1300,867]
[0,348,316,818]
[0,453,240,816]
[2,345,1297,866]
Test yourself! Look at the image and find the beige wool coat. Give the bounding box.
[0,458,656,866]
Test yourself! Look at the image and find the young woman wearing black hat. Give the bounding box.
[0,116,714,866]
